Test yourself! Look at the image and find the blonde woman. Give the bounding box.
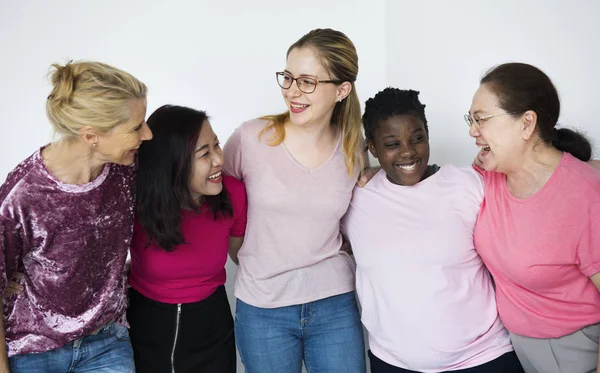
[224,28,366,373]
[0,61,152,373]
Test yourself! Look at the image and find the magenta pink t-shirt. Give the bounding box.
[129,175,247,304]
[474,153,600,338]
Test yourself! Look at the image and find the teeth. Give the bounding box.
[291,103,309,109]
[397,162,418,172]
[208,171,221,180]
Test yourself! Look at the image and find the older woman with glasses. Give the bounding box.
[223,28,366,373]
[468,62,600,373]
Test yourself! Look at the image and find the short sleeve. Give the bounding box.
[577,206,600,277]
[226,178,247,238]
[223,126,244,180]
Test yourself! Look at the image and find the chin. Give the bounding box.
[482,161,498,172]
[116,156,136,166]
[205,184,224,196]
[288,114,310,127]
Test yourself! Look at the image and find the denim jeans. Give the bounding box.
[235,291,366,373]
[8,322,135,373]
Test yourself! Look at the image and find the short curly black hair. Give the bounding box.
[362,88,428,142]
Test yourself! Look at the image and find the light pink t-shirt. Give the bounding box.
[475,152,600,338]
[343,166,512,372]
[223,119,358,308]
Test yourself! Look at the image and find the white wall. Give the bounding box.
[1,1,599,371]
[386,0,600,167]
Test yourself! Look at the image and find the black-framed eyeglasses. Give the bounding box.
[464,112,516,129]
[276,72,342,94]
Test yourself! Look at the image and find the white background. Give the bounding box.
[1,1,599,371]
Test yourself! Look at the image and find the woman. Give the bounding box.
[127,105,246,373]
[0,61,152,372]
[223,28,366,373]
[468,62,600,373]
[343,88,523,373]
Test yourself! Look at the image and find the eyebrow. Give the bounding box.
[283,69,317,78]
[381,128,423,139]
[132,120,144,131]
[195,135,218,152]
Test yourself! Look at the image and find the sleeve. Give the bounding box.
[229,180,248,238]
[0,215,22,294]
[466,166,485,203]
[576,206,600,277]
[223,126,244,180]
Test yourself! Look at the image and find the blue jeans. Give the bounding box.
[235,291,366,373]
[8,322,135,373]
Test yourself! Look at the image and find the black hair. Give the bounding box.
[482,63,591,161]
[362,88,428,142]
[136,105,232,251]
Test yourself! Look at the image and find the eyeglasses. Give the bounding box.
[464,112,516,128]
[276,72,342,94]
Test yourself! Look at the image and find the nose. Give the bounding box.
[140,122,153,141]
[468,123,480,138]
[212,150,224,168]
[285,80,302,99]
[399,143,417,158]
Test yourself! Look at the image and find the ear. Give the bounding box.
[521,110,537,141]
[367,139,378,159]
[336,81,352,101]
[79,126,100,148]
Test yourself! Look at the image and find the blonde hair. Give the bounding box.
[260,28,363,175]
[46,60,147,138]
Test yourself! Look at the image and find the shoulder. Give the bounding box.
[448,165,484,187]
[223,175,246,207]
[436,164,484,203]
[238,118,270,136]
[223,175,245,196]
[351,169,387,204]
[0,148,43,206]
[561,153,600,197]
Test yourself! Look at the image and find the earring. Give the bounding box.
[338,98,342,102]
[92,143,97,147]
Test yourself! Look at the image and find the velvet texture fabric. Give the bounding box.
[0,148,134,357]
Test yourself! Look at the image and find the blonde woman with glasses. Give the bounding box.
[223,28,367,373]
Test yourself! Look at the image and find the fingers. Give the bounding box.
[4,272,25,298]
[357,167,381,188]
[473,150,484,169]
[357,175,368,188]
[4,281,24,297]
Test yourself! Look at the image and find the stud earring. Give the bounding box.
[92,143,97,147]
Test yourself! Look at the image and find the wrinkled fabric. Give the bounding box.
[0,147,134,357]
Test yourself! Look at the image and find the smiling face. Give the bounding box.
[188,120,224,202]
[368,114,431,186]
[468,84,524,173]
[281,47,343,128]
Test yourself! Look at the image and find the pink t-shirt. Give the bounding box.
[129,175,247,304]
[475,153,600,338]
[343,166,512,372]
[223,119,358,308]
